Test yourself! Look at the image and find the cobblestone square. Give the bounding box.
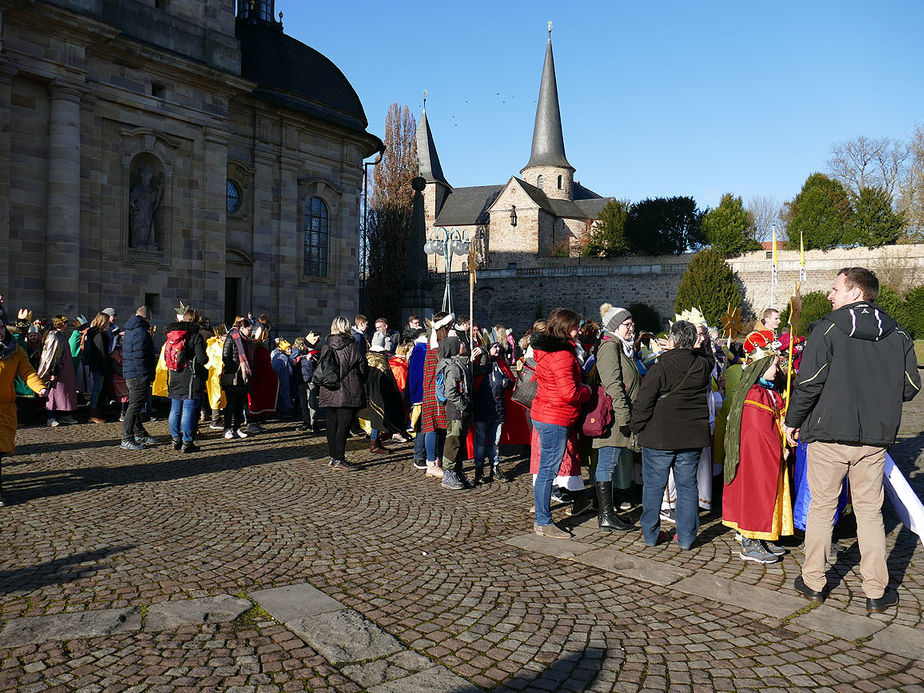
[0,394,921,691]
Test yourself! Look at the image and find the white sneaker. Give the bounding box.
[236,429,248,439]
[425,461,443,479]
[223,429,234,439]
[47,418,60,427]
[392,434,409,443]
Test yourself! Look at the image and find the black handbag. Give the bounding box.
[511,358,537,409]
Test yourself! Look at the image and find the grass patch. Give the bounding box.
[915,340,924,367]
[231,604,273,634]
[780,600,819,624]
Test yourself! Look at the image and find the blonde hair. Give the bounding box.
[331,316,351,335]
[90,311,109,331]
[292,337,308,351]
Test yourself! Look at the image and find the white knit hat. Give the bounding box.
[600,303,632,333]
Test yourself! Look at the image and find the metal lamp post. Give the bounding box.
[424,228,470,314]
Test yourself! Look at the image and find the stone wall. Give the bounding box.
[423,245,924,336]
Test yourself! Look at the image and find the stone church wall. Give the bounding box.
[424,245,924,336]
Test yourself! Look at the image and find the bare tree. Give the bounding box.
[371,104,417,212]
[827,135,910,198]
[897,123,924,242]
[747,195,784,242]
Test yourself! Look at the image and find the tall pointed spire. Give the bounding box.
[416,95,451,189]
[522,25,573,172]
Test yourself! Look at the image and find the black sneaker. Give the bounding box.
[793,575,825,603]
[295,424,309,432]
[181,441,200,454]
[172,438,183,451]
[493,465,510,483]
[413,459,428,470]
[135,435,158,446]
[120,439,145,451]
[550,488,571,504]
[659,508,676,524]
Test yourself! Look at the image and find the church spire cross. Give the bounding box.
[522,24,573,172]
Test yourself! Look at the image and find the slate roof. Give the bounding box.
[237,22,381,152]
[417,110,451,188]
[434,185,503,226]
[522,39,573,172]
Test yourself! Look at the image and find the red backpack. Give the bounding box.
[164,328,191,371]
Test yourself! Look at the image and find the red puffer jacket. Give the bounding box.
[529,332,591,426]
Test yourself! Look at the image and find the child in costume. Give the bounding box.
[722,330,794,564]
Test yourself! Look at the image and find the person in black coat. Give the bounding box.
[630,320,714,550]
[165,309,208,452]
[119,306,157,450]
[317,316,369,470]
[221,317,255,439]
[84,312,112,423]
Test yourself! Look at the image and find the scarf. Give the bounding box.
[723,355,774,484]
[602,331,634,358]
[229,328,253,381]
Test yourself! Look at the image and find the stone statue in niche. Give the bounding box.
[129,165,163,249]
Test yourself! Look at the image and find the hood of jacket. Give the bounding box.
[327,333,355,350]
[438,335,463,361]
[530,332,574,356]
[124,314,149,332]
[165,320,199,335]
[826,301,898,342]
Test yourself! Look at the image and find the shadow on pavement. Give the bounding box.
[0,545,134,595]
[492,647,605,692]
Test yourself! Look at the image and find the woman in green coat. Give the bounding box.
[591,304,639,531]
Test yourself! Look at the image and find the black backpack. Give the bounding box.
[311,347,341,390]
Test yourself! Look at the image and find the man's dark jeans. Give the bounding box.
[122,377,150,442]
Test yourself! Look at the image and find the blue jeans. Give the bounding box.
[169,398,198,442]
[473,420,502,469]
[596,446,634,487]
[641,447,700,548]
[424,430,445,462]
[533,420,569,526]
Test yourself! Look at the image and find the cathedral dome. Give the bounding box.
[236,21,370,136]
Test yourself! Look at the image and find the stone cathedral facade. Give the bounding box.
[0,0,382,329]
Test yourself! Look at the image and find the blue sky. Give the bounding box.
[281,1,924,210]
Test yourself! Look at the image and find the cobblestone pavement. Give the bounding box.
[0,394,922,692]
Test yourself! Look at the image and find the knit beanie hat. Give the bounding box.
[371,331,386,349]
[599,303,632,333]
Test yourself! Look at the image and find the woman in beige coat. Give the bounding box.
[591,304,639,531]
[0,320,48,506]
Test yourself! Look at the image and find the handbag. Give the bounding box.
[511,358,537,409]
[580,384,613,437]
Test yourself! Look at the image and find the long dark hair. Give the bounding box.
[546,308,581,341]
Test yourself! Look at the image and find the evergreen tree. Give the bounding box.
[674,248,742,326]
[702,193,761,257]
[846,186,906,248]
[786,173,850,250]
[625,196,704,256]
[584,199,630,257]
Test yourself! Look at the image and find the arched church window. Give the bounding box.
[557,175,562,190]
[537,175,544,189]
[304,197,329,278]
[227,180,242,214]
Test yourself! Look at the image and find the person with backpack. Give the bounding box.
[437,335,474,490]
[316,316,369,470]
[472,341,513,484]
[293,334,321,434]
[120,306,157,451]
[165,308,208,453]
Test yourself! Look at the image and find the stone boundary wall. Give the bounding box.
[424,245,924,335]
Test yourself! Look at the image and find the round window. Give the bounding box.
[226,180,241,214]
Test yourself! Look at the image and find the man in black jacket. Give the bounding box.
[785,267,920,613]
[120,306,157,451]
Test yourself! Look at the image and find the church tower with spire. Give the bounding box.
[416,92,452,230]
[520,23,575,201]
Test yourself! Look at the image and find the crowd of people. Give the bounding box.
[0,266,919,613]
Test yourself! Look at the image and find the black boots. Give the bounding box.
[473,465,485,485]
[595,482,633,531]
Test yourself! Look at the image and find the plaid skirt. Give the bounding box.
[420,348,446,432]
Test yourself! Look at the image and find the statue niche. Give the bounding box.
[128,154,164,250]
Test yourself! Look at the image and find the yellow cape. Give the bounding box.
[206,336,227,411]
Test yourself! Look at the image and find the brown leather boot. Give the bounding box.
[369,439,389,454]
[90,409,106,424]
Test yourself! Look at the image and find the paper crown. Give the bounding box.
[276,339,291,352]
[175,300,190,319]
[743,329,781,362]
[73,314,89,328]
[673,307,708,328]
[52,315,68,328]
[305,331,321,346]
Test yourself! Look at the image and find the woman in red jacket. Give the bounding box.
[530,308,592,538]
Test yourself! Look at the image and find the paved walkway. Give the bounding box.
[0,395,922,692]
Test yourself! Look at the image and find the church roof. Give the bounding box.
[522,37,574,173]
[515,179,587,219]
[237,22,380,149]
[417,110,451,188]
[434,185,504,226]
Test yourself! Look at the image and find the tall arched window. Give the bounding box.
[304,197,329,278]
[537,175,544,189]
[557,175,562,190]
